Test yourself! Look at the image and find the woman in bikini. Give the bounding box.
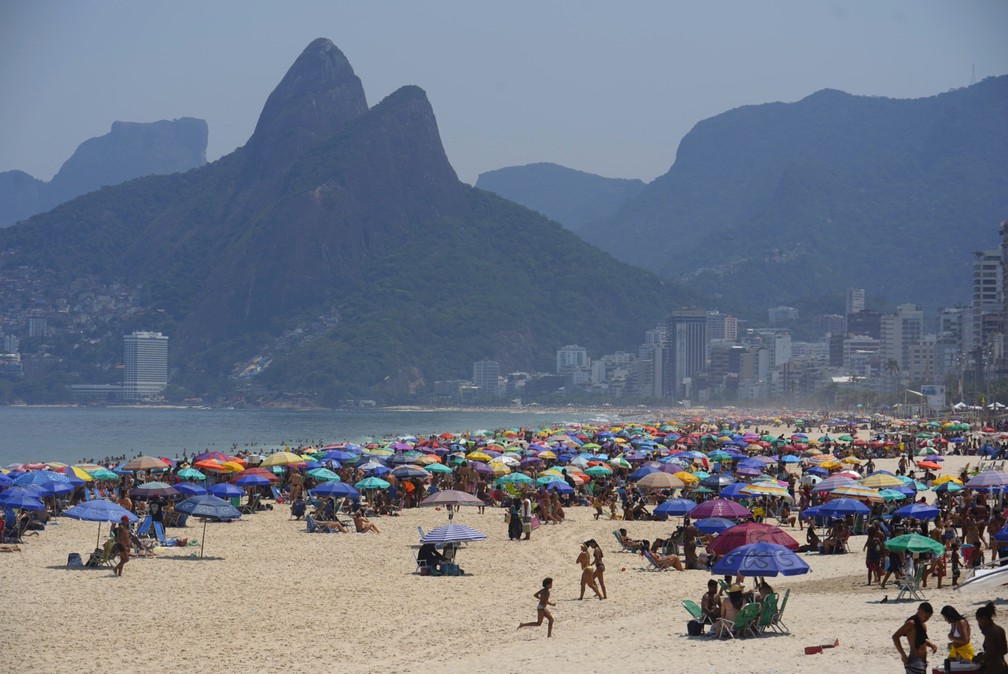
[587,539,606,599]
[940,605,974,664]
[576,542,602,600]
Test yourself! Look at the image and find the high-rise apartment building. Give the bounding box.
[122,331,168,400]
[972,249,1003,348]
[555,345,588,373]
[661,309,707,399]
[472,360,500,400]
[880,304,923,372]
[845,288,865,317]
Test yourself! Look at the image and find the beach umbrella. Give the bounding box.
[260,452,306,467]
[710,542,810,577]
[496,473,533,486]
[122,456,170,472]
[707,522,800,555]
[234,473,273,487]
[811,476,856,493]
[830,485,882,503]
[878,489,907,502]
[718,483,749,500]
[688,498,752,520]
[424,463,452,475]
[965,471,1008,490]
[545,481,574,494]
[62,466,94,482]
[419,489,484,520]
[884,533,944,556]
[816,497,871,517]
[932,481,964,493]
[311,481,359,500]
[305,468,341,482]
[892,503,939,520]
[0,487,46,511]
[584,465,613,478]
[653,497,698,517]
[88,468,119,481]
[130,482,180,499]
[174,495,241,558]
[354,477,391,490]
[391,466,430,480]
[13,471,74,497]
[62,498,138,548]
[208,483,243,499]
[0,473,11,488]
[174,482,207,496]
[176,468,206,481]
[860,472,904,489]
[740,483,792,500]
[637,472,685,490]
[420,523,487,545]
[695,517,735,534]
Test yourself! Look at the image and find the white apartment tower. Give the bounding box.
[123,331,168,400]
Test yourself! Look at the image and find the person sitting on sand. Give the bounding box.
[352,509,380,534]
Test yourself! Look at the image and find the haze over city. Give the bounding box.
[2,0,1006,185]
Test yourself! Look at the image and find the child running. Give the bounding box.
[518,577,555,637]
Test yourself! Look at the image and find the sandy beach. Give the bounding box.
[2,428,1002,674]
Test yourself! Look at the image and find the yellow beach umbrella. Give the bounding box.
[673,471,699,485]
[831,485,882,503]
[466,451,491,462]
[841,456,862,465]
[491,464,511,476]
[819,459,841,470]
[260,451,306,467]
[66,466,94,481]
[860,473,904,489]
[932,475,963,486]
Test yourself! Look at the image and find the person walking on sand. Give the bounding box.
[518,577,555,637]
[577,542,602,600]
[113,515,131,577]
[893,602,938,674]
[588,539,607,599]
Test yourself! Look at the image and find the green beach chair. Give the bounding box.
[726,601,761,639]
[756,592,777,634]
[682,599,712,625]
[769,588,790,633]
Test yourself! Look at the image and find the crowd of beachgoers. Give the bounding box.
[3,410,1008,671]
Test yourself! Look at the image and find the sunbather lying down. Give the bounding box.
[313,518,348,533]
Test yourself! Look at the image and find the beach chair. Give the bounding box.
[755,593,777,634]
[724,602,761,639]
[612,530,636,553]
[270,486,285,503]
[239,494,261,515]
[896,563,926,601]
[136,515,152,538]
[641,549,672,571]
[682,599,713,625]
[153,522,178,547]
[718,579,731,594]
[769,588,790,633]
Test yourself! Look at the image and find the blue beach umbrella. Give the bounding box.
[208,483,243,499]
[654,497,698,517]
[312,481,359,500]
[816,497,871,517]
[545,481,574,494]
[420,523,487,545]
[695,517,735,534]
[174,483,207,496]
[62,498,138,548]
[892,503,939,520]
[233,473,273,487]
[0,487,46,511]
[174,494,242,559]
[710,541,811,577]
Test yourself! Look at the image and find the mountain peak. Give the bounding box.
[244,38,368,173]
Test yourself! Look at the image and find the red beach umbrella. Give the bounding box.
[706,522,799,555]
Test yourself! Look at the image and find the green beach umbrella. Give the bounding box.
[536,475,564,485]
[496,473,533,485]
[424,463,452,474]
[354,477,390,490]
[884,533,944,556]
[584,465,612,477]
[878,489,907,501]
[307,467,341,482]
[177,468,206,481]
[88,468,118,481]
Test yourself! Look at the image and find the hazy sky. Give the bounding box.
[2,1,1006,185]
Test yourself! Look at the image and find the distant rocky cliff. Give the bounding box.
[0,117,207,227]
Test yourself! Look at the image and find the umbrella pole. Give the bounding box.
[201,518,207,559]
[96,522,102,550]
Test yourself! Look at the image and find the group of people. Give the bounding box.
[893,601,1006,674]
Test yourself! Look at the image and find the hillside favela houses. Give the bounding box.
[434,220,1008,413]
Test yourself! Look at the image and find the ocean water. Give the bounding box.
[0,407,579,466]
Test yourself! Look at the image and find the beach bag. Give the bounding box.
[687,620,704,637]
[522,518,531,534]
[66,552,82,568]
